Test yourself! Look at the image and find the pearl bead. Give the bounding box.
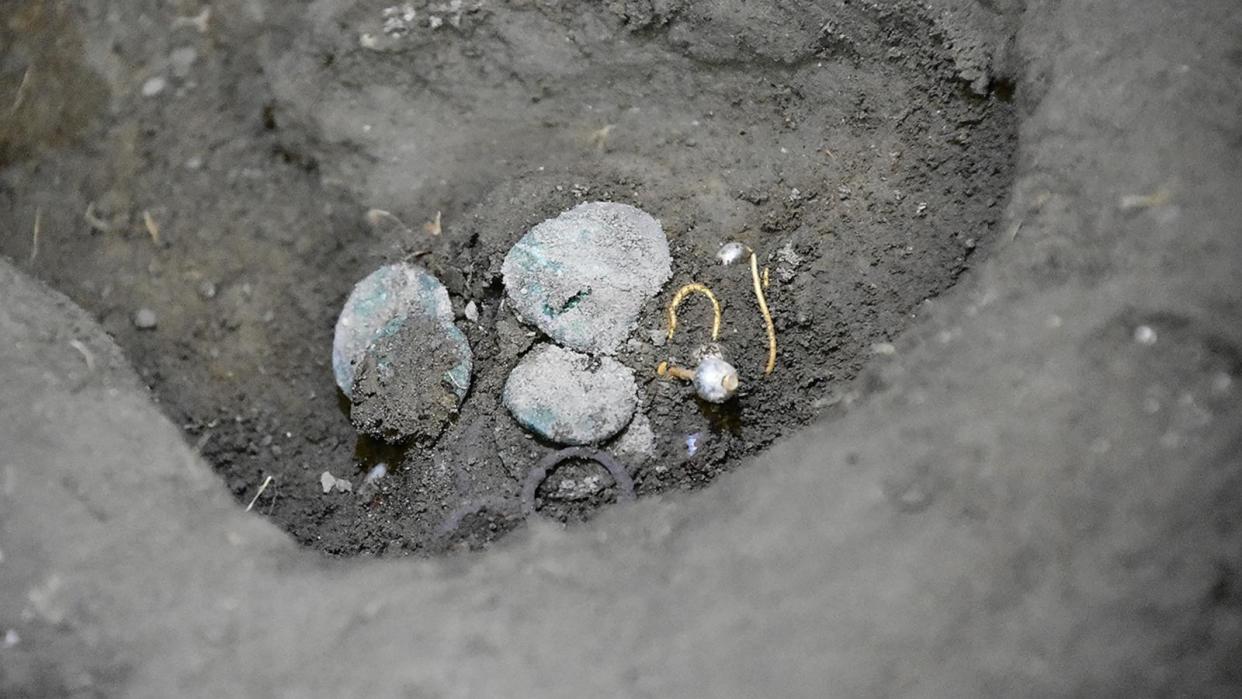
[693,356,739,403]
[716,241,748,266]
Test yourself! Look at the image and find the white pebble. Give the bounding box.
[141,76,167,97]
[1134,325,1157,345]
[319,471,352,494]
[133,308,158,330]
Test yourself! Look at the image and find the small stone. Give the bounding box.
[464,300,479,323]
[1134,325,1157,345]
[185,155,204,170]
[141,76,167,97]
[197,280,217,299]
[320,471,352,494]
[133,308,158,330]
[503,343,637,445]
[502,202,672,354]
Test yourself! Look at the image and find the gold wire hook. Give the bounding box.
[658,283,722,381]
[665,283,722,342]
[748,252,778,375]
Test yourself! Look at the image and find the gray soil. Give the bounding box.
[0,0,1016,555]
[2,0,1241,696]
[349,312,464,443]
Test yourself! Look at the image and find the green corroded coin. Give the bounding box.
[502,202,671,355]
[332,263,471,405]
[502,343,637,445]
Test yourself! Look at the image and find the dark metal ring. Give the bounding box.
[521,447,635,517]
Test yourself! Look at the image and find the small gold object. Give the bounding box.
[749,252,777,375]
[718,242,777,375]
[656,360,695,382]
[665,283,721,342]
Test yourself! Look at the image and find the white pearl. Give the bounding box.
[693,356,739,403]
[716,241,748,266]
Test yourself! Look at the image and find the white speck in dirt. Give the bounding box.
[141,76,167,97]
[364,463,388,484]
[133,308,158,330]
[686,433,702,457]
[1134,325,1157,345]
[320,471,352,494]
[3,630,18,649]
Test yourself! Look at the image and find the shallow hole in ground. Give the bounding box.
[0,1,1017,556]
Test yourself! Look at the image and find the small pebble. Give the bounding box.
[141,76,167,97]
[464,300,479,323]
[319,471,352,494]
[1134,325,1157,345]
[133,308,158,330]
[197,280,217,300]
